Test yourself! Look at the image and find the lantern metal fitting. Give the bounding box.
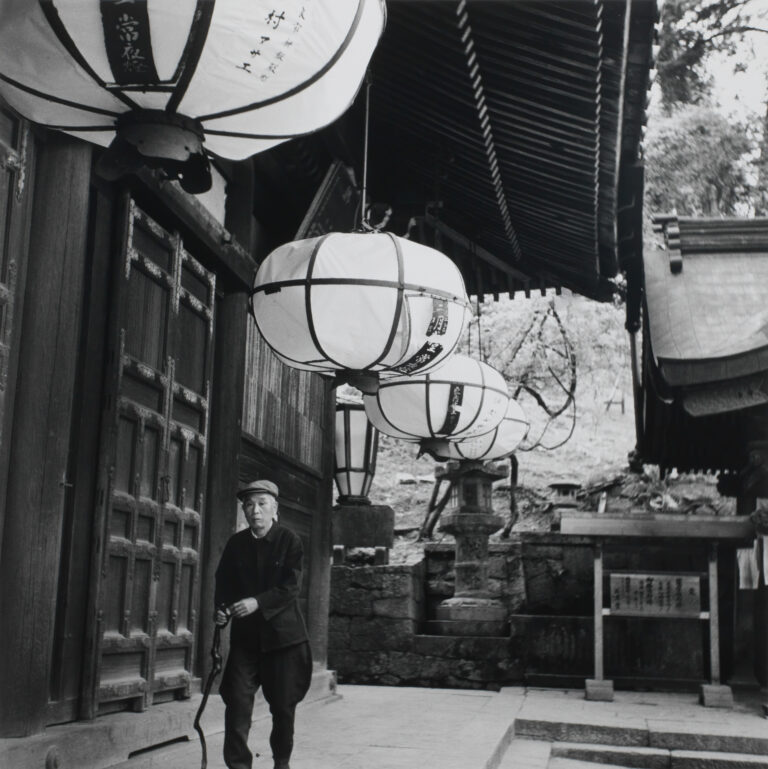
[250,231,472,385]
[97,111,211,194]
[364,354,509,442]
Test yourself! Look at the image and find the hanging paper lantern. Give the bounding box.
[334,400,379,503]
[0,0,385,192]
[364,354,509,442]
[422,397,529,461]
[250,232,472,386]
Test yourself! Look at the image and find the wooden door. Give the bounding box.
[90,199,215,714]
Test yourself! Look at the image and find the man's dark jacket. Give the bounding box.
[214,522,309,653]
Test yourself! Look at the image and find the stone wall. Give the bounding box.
[328,535,592,689]
[328,561,523,689]
[327,533,734,689]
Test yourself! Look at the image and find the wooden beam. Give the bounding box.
[424,213,531,281]
[134,168,256,290]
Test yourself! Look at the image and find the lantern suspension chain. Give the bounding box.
[360,72,373,232]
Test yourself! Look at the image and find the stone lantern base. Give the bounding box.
[434,596,509,637]
[432,460,510,637]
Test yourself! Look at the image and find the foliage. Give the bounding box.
[656,0,768,113]
[463,294,628,451]
[644,104,756,215]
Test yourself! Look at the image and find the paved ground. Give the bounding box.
[109,685,767,769]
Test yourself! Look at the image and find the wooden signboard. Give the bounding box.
[294,159,359,239]
[609,572,701,617]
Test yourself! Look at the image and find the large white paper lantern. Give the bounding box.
[0,0,385,191]
[422,397,529,461]
[250,231,472,384]
[364,354,509,442]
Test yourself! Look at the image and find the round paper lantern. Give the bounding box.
[422,397,529,461]
[250,231,471,382]
[334,401,379,503]
[0,0,385,191]
[363,354,509,442]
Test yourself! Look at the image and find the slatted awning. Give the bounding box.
[360,0,656,301]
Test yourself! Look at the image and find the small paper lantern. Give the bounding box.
[334,401,379,503]
[422,397,529,461]
[364,354,509,442]
[250,232,471,383]
[0,0,385,191]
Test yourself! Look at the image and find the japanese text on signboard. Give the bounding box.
[609,573,701,617]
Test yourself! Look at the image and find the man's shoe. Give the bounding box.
[273,761,290,769]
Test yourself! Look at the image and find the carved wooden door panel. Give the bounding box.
[92,199,215,714]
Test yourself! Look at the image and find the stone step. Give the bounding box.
[514,719,768,756]
[548,745,768,769]
[671,751,768,769]
[549,758,639,769]
[496,738,551,769]
[550,742,669,769]
[515,718,649,748]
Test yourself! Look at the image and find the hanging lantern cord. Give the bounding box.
[360,73,373,232]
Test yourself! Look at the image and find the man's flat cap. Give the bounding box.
[237,480,279,500]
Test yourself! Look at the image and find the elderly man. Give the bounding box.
[215,480,312,769]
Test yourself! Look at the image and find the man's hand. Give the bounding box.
[214,607,230,626]
[230,597,259,618]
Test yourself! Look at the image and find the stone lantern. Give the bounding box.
[434,460,508,636]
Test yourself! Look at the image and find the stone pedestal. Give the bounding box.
[436,461,508,636]
[332,503,394,565]
[699,684,734,708]
[585,678,614,701]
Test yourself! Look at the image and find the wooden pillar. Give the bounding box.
[594,544,604,680]
[198,290,250,675]
[700,542,734,707]
[758,537,768,715]
[306,394,335,667]
[709,543,721,684]
[0,136,91,736]
[198,160,255,678]
[740,429,768,714]
[586,542,613,701]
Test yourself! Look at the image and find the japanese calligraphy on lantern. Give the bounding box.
[236,3,313,81]
[609,573,701,617]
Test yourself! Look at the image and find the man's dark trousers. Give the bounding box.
[220,640,312,769]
